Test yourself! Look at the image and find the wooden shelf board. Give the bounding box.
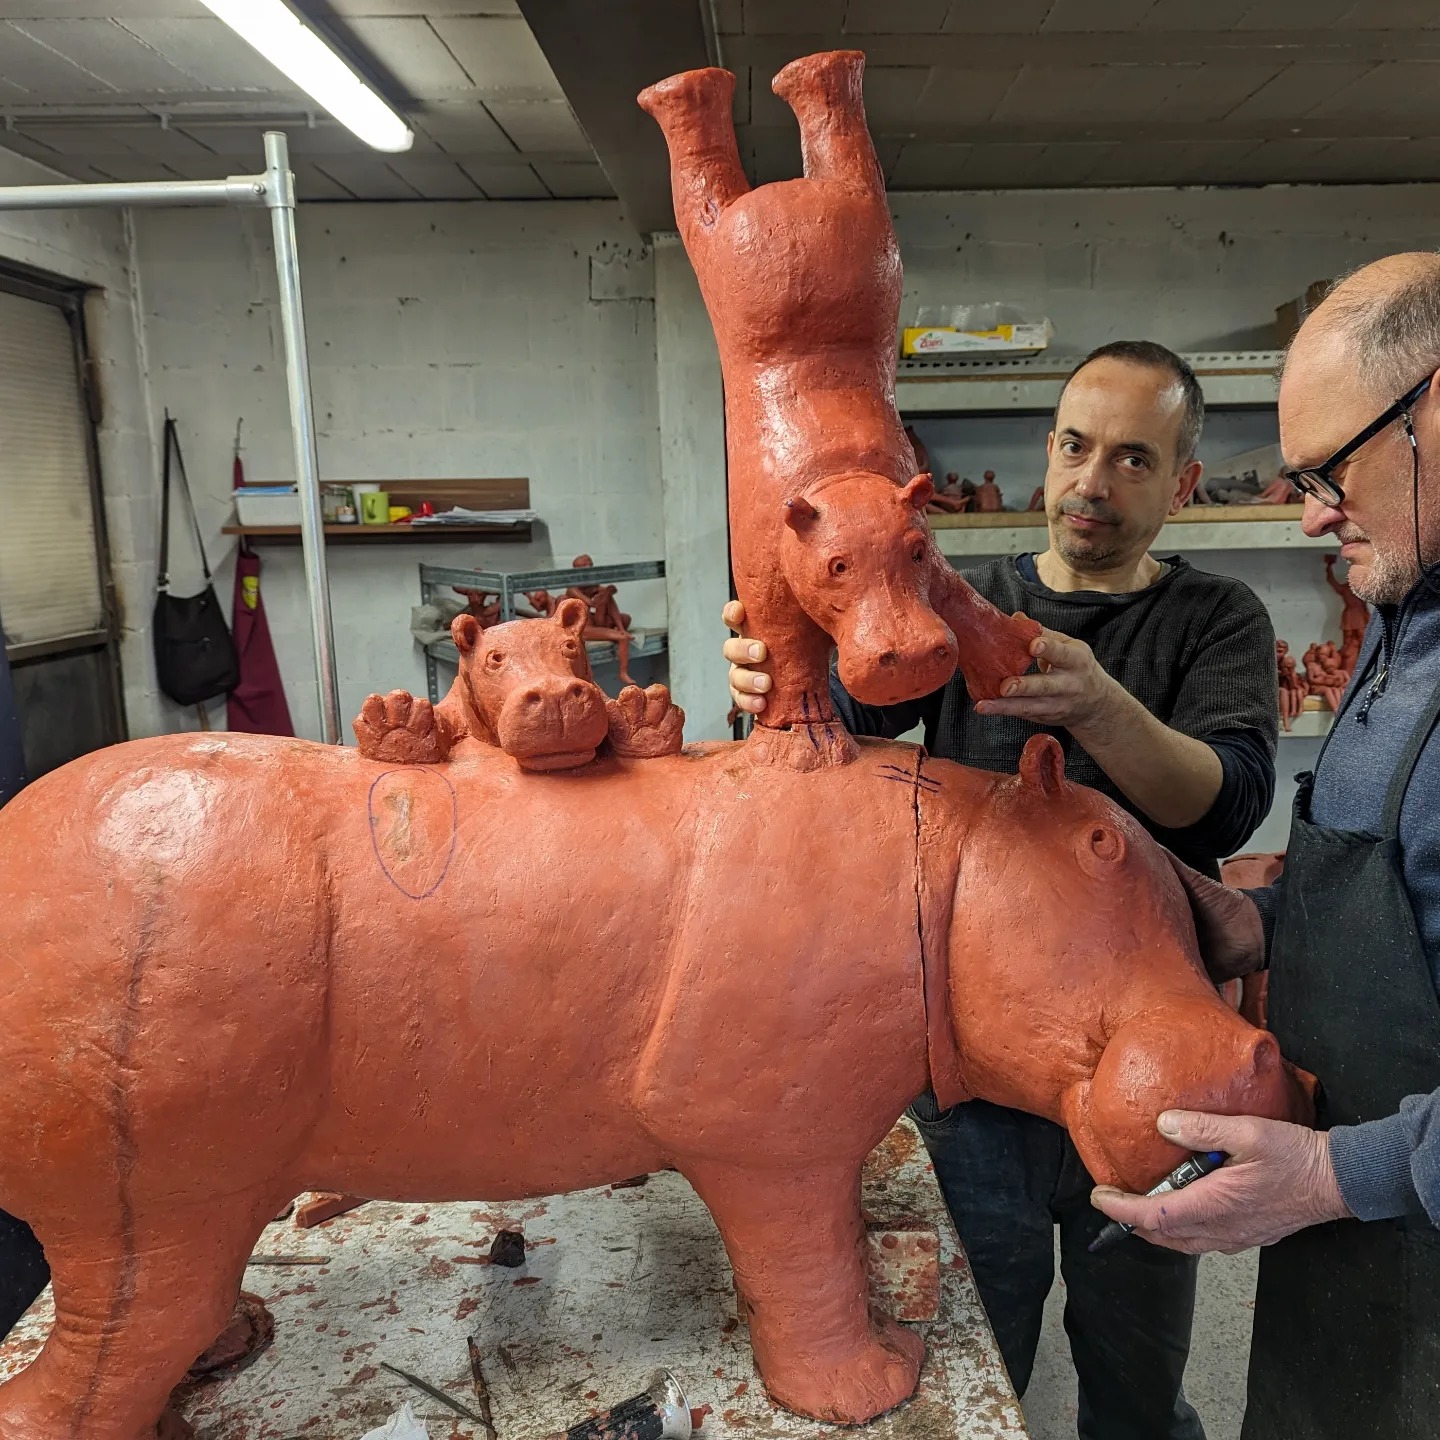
[224,524,533,542]
[928,504,1304,530]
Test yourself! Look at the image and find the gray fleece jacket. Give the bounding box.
[1251,578,1440,1223]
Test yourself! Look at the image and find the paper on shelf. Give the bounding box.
[408,507,539,526]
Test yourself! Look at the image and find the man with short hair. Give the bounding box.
[727,340,1278,1439]
[1094,256,1440,1440]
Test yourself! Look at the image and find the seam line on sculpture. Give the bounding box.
[910,752,928,1093]
[72,879,160,1436]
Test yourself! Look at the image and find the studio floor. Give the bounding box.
[1023,1247,1257,1440]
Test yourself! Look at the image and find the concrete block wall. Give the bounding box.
[894,182,1440,352]
[128,201,663,740]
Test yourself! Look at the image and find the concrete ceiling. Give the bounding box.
[521,0,1440,231]
[0,1,613,199]
[2,1,1440,216]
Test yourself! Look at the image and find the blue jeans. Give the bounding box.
[910,1094,1205,1440]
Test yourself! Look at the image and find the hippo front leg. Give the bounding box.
[929,559,1042,701]
[684,1159,923,1423]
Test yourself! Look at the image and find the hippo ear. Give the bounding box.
[554,596,589,635]
[452,613,482,655]
[783,496,817,531]
[900,472,934,510]
[1018,734,1065,796]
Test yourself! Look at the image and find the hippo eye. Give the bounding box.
[484,651,505,671]
[1088,825,1124,863]
[912,545,925,564]
[561,639,580,657]
[828,557,849,577]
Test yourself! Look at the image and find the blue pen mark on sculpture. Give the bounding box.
[368,767,458,900]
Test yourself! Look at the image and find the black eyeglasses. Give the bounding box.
[1283,376,1431,507]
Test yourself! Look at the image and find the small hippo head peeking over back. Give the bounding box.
[780,470,959,706]
[944,734,1317,1193]
[454,599,610,771]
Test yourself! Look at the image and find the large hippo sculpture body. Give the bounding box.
[639,52,1039,750]
[0,732,1312,1436]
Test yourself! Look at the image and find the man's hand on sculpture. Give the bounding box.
[1091,1110,1352,1254]
[723,600,772,715]
[1164,854,1268,983]
[972,629,1117,731]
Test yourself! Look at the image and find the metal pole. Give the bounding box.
[0,175,269,211]
[262,131,341,746]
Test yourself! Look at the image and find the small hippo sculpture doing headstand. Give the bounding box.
[0,49,1315,1440]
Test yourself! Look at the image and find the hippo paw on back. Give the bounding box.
[605,684,686,759]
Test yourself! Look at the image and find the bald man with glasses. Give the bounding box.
[1095,255,1440,1440]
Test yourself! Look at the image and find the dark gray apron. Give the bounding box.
[1241,676,1440,1439]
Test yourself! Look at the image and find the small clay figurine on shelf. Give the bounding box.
[1027,485,1046,512]
[1258,473,1299,505]
[527,555,640,687]
[975,470,1004,513]
[1325,554,1370,675]
[453,587,503,629]
[1276,640,1308,732]
[1303,640,1349,712]
[925,472,972,515]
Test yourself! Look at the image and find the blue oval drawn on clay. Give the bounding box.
[368,768,458,899]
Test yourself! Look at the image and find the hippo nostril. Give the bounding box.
[568,683,587,700]
[523,689,543,707]
[878,650,898,668]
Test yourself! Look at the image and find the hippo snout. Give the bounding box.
[837,618,958,706]
[1075,997,1318,1192]
[497,678,608,770]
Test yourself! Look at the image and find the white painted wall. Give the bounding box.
[128,201,664,741]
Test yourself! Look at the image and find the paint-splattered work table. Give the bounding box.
[0,1121,1028,1439]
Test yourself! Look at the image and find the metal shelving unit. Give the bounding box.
[419,559,667,705]
[897,349,1283,414]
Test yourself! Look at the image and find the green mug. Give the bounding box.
[359,489,390,525]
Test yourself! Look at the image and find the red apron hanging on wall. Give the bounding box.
[227,543,294,736]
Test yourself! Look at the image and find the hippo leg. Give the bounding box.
[1060,1078,1127,1190]
[771,50,883,194]
[637,68,749,244]
[0,1193,273,1440]
[684,1161,923,1423]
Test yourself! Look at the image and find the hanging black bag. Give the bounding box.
[152,414,239,707]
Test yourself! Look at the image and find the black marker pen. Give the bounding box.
[1089,1150,1226,1253]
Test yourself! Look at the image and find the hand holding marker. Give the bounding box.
[1089,1151,1227,1253]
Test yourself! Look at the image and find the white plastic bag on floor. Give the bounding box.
[361,1402,429,1439]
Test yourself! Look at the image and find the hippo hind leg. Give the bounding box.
[0,1190,276,1440]
[684,1159,922,1423]
[637,68,749,238]
[771,50,883,194]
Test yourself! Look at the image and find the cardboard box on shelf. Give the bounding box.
[902,321,1052,357]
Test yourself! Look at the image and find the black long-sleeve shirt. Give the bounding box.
[830,554,1278,876]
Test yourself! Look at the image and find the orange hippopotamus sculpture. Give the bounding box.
[639,52,1038,756]
[0,728,1312,1435]
[353,598,685,767]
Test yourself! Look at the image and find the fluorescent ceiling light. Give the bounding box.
[199,0,414,154]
